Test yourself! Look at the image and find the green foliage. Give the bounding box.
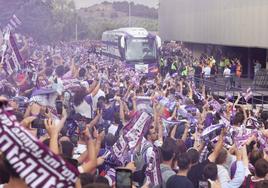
[0,0,158,44]
[112,1,158,19]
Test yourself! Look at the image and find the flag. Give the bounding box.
[136,96,153,114]
[242,87,253,102]
[3,32,23,74]
[4,14,22,32]
[161,117,187,136]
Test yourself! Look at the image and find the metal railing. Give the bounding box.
[191,75,268,110]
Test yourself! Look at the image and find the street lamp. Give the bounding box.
[128,0,131,27]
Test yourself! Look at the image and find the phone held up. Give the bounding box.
[116,168,132,188]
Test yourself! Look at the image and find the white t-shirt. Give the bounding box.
[203,66,211,77]
[92,89,106,111]
[74,95,93,119]
[223,68,231,77]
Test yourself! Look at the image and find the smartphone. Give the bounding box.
[31,118,46,129]
[116,168,132,188]
[56,101,63,115]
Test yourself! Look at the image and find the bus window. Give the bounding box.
[125,38,157,62]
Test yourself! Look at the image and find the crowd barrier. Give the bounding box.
[192,76,268,110]
[254,69,268,88]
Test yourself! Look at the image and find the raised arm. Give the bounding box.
[208,128,225,162]
[78,133,97,173]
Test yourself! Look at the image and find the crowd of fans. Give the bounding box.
[0,36,268,188]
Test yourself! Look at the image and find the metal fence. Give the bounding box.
[192,75,268,110]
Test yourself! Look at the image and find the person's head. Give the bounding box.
[79,173,95,187]
[104,133,117,147]
[82,183,110,188]
[94,176,109,185]
[0,153,27,187]
[255,159,268,178]
[249,149,263,167]
[55,65,65,78]
[215,148,228,165]
[79,68,87,78]
[187,148,200,165]
[177,153,191,171]
[73,87,88,106]
[0,153,10,184]
[203,163,218,181]
[45,58,53,67]
[144,126,158,142]
[45,67,53,77]
[232,112,245,126]
[161,138,177,162]
[60,140,74,158]
[255,180,268,188]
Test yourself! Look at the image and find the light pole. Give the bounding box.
[128,0,131,27]
[75,10,78,41]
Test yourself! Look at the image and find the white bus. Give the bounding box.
[102,27,161,75]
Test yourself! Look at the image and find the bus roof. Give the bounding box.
[103,27,150,38]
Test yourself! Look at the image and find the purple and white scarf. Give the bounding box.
[142,141,162,186]
[155,96,176,112]
[201,123,225,142]
[111,111,152,165]
[122,111,162,186]
[161,117,187,136]
[208,99,222,112]
[136,96,153,114]
[0,106,78,188]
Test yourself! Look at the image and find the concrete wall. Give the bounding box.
[159,0,268,48]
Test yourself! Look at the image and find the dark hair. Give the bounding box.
[79,68,87,78]
[187,148,200,164]
[233,113,244,125]
[105,133,117,147]
[80,173,95,186]
[82,183,110,188]
[3,157,20,178]
[0,154,10,183]
[161,138,177,161]
[45,68,53,77]
[203,163,218,181]
[177,153,190,170]
[45,58,53,67]
[215,148,228,165]
[60,141,74,158]
[73,88,88,106]
[249,149,263,167]
[255,159,268,178]
[176,139,187,155]
[144,126,154,140]
[95,176,109,185]
[255,180,268,188]
[55,65,65,77]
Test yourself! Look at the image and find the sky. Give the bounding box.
[74,0,159,9]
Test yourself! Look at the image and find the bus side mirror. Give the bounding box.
[120,37,125,48]
[156,36,161,49]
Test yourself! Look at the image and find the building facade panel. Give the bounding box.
[159,0,268,48]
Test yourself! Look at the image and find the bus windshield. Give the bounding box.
[125,38,157,62]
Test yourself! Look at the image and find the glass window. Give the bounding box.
[125,38,157,62]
